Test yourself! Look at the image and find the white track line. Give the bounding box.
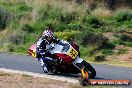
[0,68,78,83]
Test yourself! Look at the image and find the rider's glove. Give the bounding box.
[53,37,60,44]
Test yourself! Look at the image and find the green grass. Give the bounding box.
[116,48,128,55]
[0,0,132,61]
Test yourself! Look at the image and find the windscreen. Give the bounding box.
[58,42,70,52]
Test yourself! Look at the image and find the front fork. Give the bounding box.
[72,57,89,78]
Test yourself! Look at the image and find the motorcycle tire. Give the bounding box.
[82,61,96,79]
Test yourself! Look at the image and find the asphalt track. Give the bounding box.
[0,52,131,87]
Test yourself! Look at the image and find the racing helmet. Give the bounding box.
[42,29,53,38]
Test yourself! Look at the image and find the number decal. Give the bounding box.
[32,50,36,58]
[68,47,78,59]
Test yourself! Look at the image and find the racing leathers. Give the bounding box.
[36,36,60,73]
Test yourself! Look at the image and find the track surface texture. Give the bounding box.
[0,53,131,87]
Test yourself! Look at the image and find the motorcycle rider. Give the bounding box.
[36,28,60,73]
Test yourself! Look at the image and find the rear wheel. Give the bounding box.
[82,61,96,79]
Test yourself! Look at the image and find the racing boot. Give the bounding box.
[42,64,50,73]
[38,58,50,73]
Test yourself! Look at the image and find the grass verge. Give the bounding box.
[0,71,119,88]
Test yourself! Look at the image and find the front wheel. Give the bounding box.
[82,61,96,79]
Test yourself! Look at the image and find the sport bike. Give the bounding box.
[28,40,96,78]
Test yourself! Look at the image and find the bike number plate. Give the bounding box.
[32,50,36,58]
[68,47,78,59]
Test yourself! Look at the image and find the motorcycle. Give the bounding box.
[28,40,96,79]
